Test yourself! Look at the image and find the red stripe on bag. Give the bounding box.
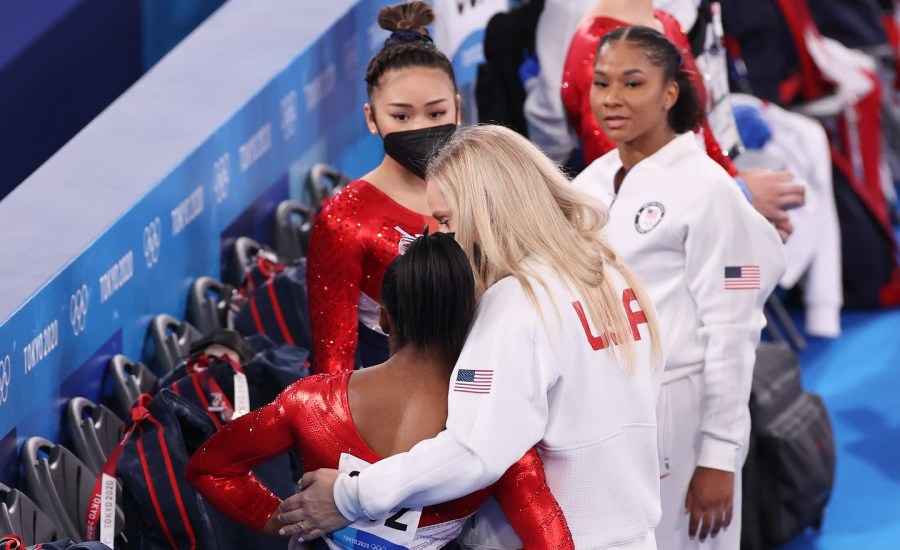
[137,433,179,549]
[246,276,266,336]
[266,277,295,345]
[145,414,198,549]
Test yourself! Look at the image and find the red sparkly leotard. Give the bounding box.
[307,180,439,375]
[561,10,738,175]
[185,373,574,549]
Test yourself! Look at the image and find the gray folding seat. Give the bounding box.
[0,482,61,545]
[21,437,93,541]
[20,437,125,544]
[108,354,159,415]
[224,236,275,286]
[148,314,202,374]
[272,200,314,262]
[65,397,123,475]
[306,163,351,209]
[187,276,233,336]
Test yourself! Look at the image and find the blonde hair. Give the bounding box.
[427,125,662,371]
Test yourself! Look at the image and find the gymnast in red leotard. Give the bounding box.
[185,232,574,550]
[306,1,459,375]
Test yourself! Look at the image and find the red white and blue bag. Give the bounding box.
[231,254,312,352]
[85,391,254,549]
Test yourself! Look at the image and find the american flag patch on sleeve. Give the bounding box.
[724,265,760,290]
[453,369,494,394]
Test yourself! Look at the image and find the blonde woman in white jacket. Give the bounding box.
[572,26,786,549]
[279,123,668,549]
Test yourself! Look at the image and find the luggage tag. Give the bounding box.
[86,468,119,545]
[232,371,250,419]
[694,3,743,155]
[99,473,118,546]
[325,453,423,550]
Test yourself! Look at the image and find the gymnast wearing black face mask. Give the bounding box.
[306,1,461,376]
[380,124,456,180]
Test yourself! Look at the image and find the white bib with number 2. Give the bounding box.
[324,453,423,550]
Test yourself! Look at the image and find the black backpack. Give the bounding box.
[741,329,836,549]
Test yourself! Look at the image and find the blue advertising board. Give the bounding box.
[0,0,497,488]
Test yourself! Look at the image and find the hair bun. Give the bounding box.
[378,1,435,33]
[365,0,455,94]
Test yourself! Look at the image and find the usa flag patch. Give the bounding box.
[724,265,760,290]
[453,369,494,394]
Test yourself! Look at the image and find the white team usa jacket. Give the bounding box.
[573,132,787,473]
[335,261,664,549]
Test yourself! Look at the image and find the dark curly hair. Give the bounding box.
[598,26,704,133]
[365,1,457,98]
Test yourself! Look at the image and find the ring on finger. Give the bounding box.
[299,520,310,532]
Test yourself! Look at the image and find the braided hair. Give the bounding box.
[365,1,457,98]
[598,26,704,133]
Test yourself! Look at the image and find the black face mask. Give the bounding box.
[382,124,457,179]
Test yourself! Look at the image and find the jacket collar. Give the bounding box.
[619,132,701,172]
[593,132,702,193]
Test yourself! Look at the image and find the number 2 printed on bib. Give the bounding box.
[326,453,423,550]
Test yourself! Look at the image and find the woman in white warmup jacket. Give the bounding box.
[572,26,786,549]
[279,124,668,549]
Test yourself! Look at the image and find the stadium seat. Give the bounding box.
[108,355,159,415]
[20,437,127,545]
[272,200,314,262]
[21,437,96,541]
[148,314,202,374]
[65,397,123,475]
[187,276,233,336]
[306,163,351,209]
[224,236,276,287]
[0,482,61,545]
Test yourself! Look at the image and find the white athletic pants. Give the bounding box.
[655,370,747,550]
